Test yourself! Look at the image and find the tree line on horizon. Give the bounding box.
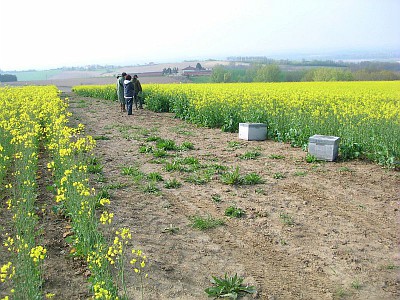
[210,61,400,83]
[0,74,17,82]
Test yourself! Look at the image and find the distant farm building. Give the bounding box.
[182,65,212,76]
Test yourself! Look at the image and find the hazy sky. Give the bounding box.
[0,0,399,70]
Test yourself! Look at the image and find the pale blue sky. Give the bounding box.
[0,0,399,70]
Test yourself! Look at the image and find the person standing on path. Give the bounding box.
[117,72,127,112]
[132,74,143,109]
[123,74,135,115]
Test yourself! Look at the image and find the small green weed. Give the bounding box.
[269,154,285,159]
[87,156,103,174]
[178,156,199,166]
[184,171,212,185]
[239,151,261,160]
[147,172,164,182]
[172,126,193,136]
[294,171,307,176]
[207,163,228,174]
[351,280,362,290]
[88,163,103,174]
[156,139,177,151]
[145,136,161,142]
[225,206,245,218]
[150,158,168,164]
[139,145,153,153]
[190,215,225,230]
[121,166,136,176]
[386,264,400,270]
[179,141,195,150]
[104,183,127,190]
[211,194,222,203]
[97,188,111,201]
[164,178,182,189]
[165,161,185,172]
[339,166,354,173]
[220,167,242,185]
[335,287,348,299]
[143,182,160,194]
[122,167,144,183]
[273,172,285,179]
[95,173,107,183]
[137,127,152,137]
[280,213,294,225]
[153,149,168,158]
[227,141,241,150]
[205,273,256,299]
[221,167,263,185]
[242,173,263,185]
[305,153,317,163]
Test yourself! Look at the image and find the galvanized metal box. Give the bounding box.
[308,135,340,161]
[238,123,267,141]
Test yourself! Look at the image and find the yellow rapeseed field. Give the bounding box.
[73,81,400,166]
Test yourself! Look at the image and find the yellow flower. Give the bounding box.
[100,211,114,225]
[30,245,47,263]
[45,293,55,298]
[99,198,110,206]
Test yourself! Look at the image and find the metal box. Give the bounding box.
[308,135,340,161]
[238,123,267,141]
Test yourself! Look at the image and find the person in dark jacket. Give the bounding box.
[123,74,134,115]
[132,74,143,109]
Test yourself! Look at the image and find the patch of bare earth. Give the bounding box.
[57,92,399,300]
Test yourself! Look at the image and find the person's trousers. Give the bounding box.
[134,93,143,109]
[126,97,133,115]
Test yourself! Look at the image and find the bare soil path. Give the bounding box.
[64,91,399,300]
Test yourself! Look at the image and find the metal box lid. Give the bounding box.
[309,135,340,145]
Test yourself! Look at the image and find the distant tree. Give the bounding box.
[196,63,204,70]
[254,64,282,82]
[223,72,232,82]
[282,70,308,82]
[311,68,353,81]
[211,65,226,82]
[0,74,17,82]
[353,69,400,81]
[301,68,353,81]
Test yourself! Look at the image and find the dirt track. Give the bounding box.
[49,91,400,299]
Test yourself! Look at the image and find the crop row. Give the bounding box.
[0,86,145,299]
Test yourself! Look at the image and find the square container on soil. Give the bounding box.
[238,123,267,141]
[308,134,340,161]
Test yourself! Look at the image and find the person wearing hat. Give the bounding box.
[132,74,143,109]
[116,72,127,112]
